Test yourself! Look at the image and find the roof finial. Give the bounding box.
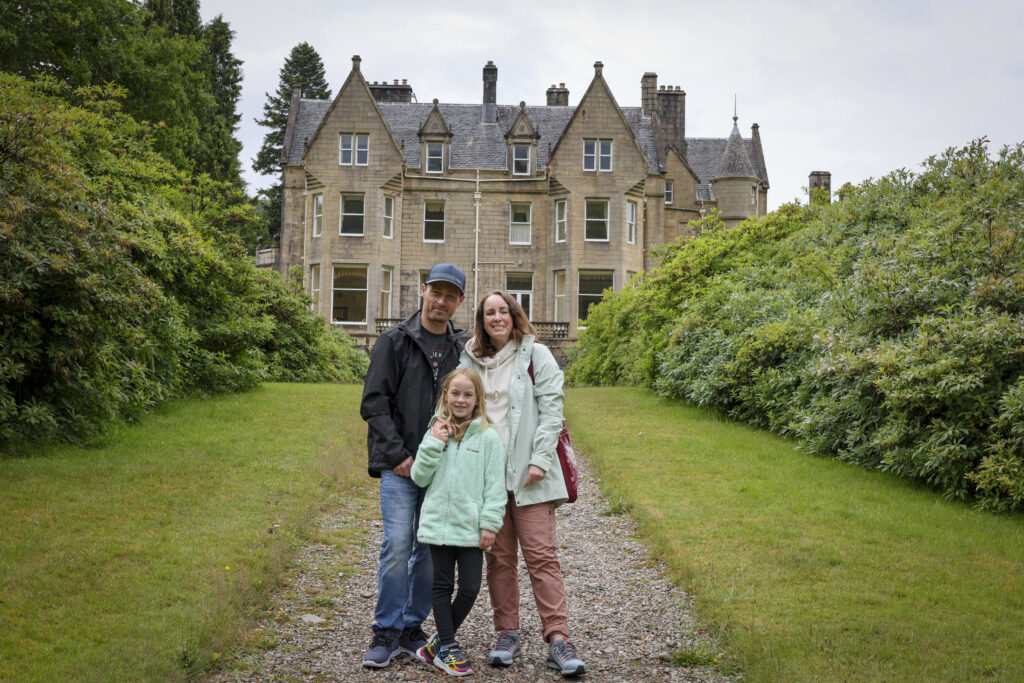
[733,94,738,124]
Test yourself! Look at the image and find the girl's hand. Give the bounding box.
[479,529,496,549]
[524,465,546,487]
[430,420,450,443]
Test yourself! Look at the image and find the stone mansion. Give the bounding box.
[275,56,769,344]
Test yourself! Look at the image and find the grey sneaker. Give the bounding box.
[362,628,400,668]
[547,638,585,677]
[488,629,521,667]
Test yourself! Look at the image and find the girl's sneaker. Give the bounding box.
[433,645,474,676]
[415,634,440,665]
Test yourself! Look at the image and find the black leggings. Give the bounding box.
[429,544,483,647]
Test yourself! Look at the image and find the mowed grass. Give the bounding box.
[567,387,1024,682]
[0,383,370,682]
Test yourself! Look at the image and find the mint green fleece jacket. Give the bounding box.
[411,417,507,547]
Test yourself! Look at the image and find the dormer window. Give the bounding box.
[513,145,531,175]
[339,133,368,166]
[426,143,444,173]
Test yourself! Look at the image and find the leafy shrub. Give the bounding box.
[568,139,1024,510]
[0,75,366,445]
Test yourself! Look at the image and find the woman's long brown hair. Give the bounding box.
[470,290,536,358]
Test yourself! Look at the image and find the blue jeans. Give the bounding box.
[374,470,432,632]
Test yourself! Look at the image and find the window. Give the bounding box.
[339,134,369,166]
[585,199,609,241]
[382,196,394,239]
[513,145,530,175]
[554,270,566,321]
[309,264,320,309]
[340,194,364,236]
[751,185,757,205]
[424,200,445,242]
[312,193,323,237]
[665,179,674,205]
[509,203,531,245]
[426,143,444,173]
[555,200,567,242]
[332,265,367,324]
[506,273,533,319]
[583,138,612,171]
[380,267,392,318]
[578,270,613,322]
[626,201,637,244]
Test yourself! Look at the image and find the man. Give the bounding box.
[359,263,467,668]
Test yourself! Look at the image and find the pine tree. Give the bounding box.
[253,42,331,176]
[197,16,243,185]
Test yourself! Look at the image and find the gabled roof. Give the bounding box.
[281,76,762,194]
[418,100,452,138]
[506,102,540,140]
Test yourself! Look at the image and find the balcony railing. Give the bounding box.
[255,247,278,268]
[375,318,568,340]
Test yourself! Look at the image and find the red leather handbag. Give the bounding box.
[528,361,578,503]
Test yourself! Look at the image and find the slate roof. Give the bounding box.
[285,98,765,202]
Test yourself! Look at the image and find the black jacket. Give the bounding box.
[360,311,465,477]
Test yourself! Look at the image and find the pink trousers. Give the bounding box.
[486,494,569,641]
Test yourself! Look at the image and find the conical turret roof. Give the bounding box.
[715,116,757,179]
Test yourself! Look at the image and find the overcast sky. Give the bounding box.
[200,0,1023,211]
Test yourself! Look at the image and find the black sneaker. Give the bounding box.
[362,628,400,668]
[399,624,428,657]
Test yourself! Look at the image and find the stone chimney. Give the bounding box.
[656,84,686,158]
[482,61,497,124]
[809,171,832,203]
[641,72,657,116]
[546,82,569,106]
[369,78,414,103]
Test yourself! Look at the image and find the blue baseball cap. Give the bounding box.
[425,263,466,295]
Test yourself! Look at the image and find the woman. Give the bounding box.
[459,290,586,677]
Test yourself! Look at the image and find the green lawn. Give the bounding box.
[0,383,371,682]
[568,387,1024,682]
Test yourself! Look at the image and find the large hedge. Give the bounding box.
[568,139,1024,511]
[0,75,367,445]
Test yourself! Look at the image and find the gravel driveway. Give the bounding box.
[210,456,733,682]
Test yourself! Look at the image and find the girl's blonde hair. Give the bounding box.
[434,367,489,441]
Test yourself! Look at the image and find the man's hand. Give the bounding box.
[479,529,496,549]
[393,456,414,478]
[524,464,546,487]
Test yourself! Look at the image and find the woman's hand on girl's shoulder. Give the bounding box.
[430,420,451,443]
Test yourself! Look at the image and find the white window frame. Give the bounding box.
[331,264,368,325]
[584,198,610,242]
[513,144,530,175]
[665,179,674,205]
[379,266,393,318]
[626,200,637,244]
[506,273,533,319]
[339,133,368,166]
[578,269,613,325]
[312,193,323,237]
[382,196,394,239]
[583,138,612,172]
[554,269,566,322]
[426,142,444,173]
[309,264,320,310]
[555,200,567,243]
[355,134,369,165]
[423,200,445,242]
[339,193,364,236]
[509,202,532,245]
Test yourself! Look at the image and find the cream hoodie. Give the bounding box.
[475,339,518,453]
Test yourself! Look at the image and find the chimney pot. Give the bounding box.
[402,79,407,85]
[559,82,565,88]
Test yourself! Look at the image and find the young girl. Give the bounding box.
[410,367,507,676]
